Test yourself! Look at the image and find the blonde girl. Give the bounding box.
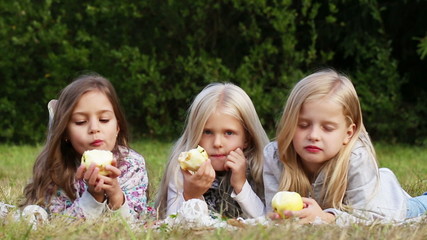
[22,73,153,221]
[264,69,424,225]
[155,83,269,219]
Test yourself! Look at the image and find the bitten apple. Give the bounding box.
[81,149,113,176]
[178,145,209,172]
[271,191,303,218]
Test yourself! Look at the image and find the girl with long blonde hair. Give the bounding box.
[264,69,426,225]
[155,82,269,219]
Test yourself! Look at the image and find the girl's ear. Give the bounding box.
[243,131,250,149]
[343,123,356,145]
[116,122,120,137]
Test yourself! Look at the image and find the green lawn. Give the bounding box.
[1,140,426,239]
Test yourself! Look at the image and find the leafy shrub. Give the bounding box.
[0,0,425,144]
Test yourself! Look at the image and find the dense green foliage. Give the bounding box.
[1,0,426,144]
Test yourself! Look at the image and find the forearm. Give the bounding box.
[232,181,265,218]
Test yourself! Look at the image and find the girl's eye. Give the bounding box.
[100,119,110,123]
[323,125,335,132]
[225,131,234,136]
[75,121,86,125]
[298,122,309,128]
[203,130,212,135]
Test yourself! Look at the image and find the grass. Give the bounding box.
[1,140,427,239]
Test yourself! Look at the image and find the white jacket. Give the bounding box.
[263,141,410,225]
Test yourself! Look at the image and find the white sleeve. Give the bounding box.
[79,190,107,219]
[166,171,187,216]
[263,142,282,213]
[231,180,265,218]
[326,146,409,225]
[105,193,132,220]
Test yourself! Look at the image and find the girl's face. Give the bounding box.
[199,109,247,171]
[292,99,355,175]
[67,90,120,155]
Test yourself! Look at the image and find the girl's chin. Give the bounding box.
[212,164,227,172]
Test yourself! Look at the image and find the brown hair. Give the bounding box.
[22,73,129,207]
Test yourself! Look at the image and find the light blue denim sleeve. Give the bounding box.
[406,192,427,218]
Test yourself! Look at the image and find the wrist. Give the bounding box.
[232,178,246,194]
[323,212,336,223]
[107,192,125,210]
[88,189,106,203]
[183,191,203,201]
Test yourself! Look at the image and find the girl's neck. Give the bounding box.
[215,170,227,177]
[302,165,320,183]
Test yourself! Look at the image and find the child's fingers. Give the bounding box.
[105,164,121,178]
[86,166,100,186]
[267,212,281,220]
[110,158,118,167]
[227,148,245,161]
[198,159,215,179]
[83,163,96,178]
[75,165,86,180]
[225,149,246,173]
[95,178,104,192]
[181,168,192,178]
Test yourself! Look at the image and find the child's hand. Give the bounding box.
[76,162,106,202]
[182,159,215,200]
[99,159,124,210]
[224,148,246,194]
[281,197,335,224]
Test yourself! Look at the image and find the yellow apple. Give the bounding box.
[178,145,208,172]
[271,191,303,218]
[81,149,113,176]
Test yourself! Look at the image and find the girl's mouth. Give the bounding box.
[305,145,321,153]
[209,154,227,159]
[90,140,103,147]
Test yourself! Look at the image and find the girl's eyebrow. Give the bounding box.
[298,117,339,126]
[72,109,114,115]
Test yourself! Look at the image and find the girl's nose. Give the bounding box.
[213,135,223,148]
[89,119,100,134]
[307,126,320,141]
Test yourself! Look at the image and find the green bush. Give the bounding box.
[0,0,425,144]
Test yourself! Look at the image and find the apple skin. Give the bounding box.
[271,191,304,218]
[178,145,208,172]
[81,150,113,176]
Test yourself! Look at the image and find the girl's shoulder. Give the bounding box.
[263,141,280,164]
[349,139,377,170]
[117,145,145,161]
[264,141,278,154]
[350,139,373,160]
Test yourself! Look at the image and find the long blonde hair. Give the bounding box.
[22,73,129,207]
[276,69,376,210]
[155,82,269,218]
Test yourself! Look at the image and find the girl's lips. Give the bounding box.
[304,145,322,153]
[90,140,103,147]
[209,154,227,159]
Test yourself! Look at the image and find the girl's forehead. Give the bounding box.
[73,90,113,111]
[211,107,241,121]
[299,99,345,119]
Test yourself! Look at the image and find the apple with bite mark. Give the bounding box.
[178,145,209,173]
[81,149,113,176]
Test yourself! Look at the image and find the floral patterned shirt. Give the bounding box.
[48,146,154,221]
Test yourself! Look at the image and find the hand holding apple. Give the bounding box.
[271,191,304,218]
[178,145,209,172]
[81,149,113,176]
